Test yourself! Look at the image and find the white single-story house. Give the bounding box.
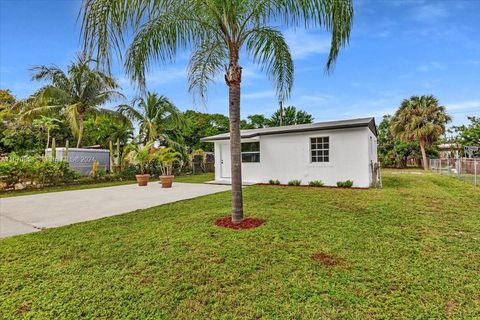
[201,117,379,188]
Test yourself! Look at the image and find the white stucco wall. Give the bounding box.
[213,127,377,188]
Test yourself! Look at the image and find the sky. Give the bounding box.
[0,0,479,128]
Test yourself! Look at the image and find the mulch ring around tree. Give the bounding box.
[312,252,345,267]
[214,216,265,230]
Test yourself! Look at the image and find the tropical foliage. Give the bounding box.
[23,55,125,147]
[83,114,133,149]
[0,156,79,190]
[378,115,420,167]
[0,92,49,155]
[155,147,182,176]
[245,114,270,129]
[244,105,314,128]
[119,92,185,146]
[0,89,15,106]
[453,116,480,156]
[33,116,62,149]
[181,110,230,152]
[124,142,156,175]
[390,95,451,170]
[269,105,314,127]
[80,0,353,222]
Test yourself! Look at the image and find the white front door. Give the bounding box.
[220,144,231,178]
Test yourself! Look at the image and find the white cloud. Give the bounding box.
[445,100,480,111]
[284,29,331,60]
[297,94,335,103]
[117,66,187,87]
[417,62,444,72]
[410,4,449,23]
[146,67,187,85]
[242,90,275,99]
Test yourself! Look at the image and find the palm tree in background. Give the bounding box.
[80,0,353,222]
[390,95,451,170]
[118,92,186,147]
[24,55,124,147]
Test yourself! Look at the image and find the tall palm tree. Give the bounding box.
[118,92,186,146]
[81,0,353,222]
[25,55,124,147]
[390,95,451,170]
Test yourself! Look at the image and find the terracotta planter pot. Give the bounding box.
[159,175,174,188]
[135,174,150,186]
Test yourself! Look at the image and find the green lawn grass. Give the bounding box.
[0,173,214,198]
[174,172,214,183]
[1,170,479,319]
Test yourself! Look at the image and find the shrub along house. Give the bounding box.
[201,117,379,188]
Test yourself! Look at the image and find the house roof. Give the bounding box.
[201,117,377,142]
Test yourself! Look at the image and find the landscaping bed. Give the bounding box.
[0,173,214,198]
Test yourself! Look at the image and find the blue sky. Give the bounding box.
[1,0,479,127]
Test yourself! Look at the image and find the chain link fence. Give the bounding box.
[429,158,479,186]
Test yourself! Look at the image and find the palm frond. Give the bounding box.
[188,41,227,103]
[390,95,451,146]
[245,26,293,101]
[64,103,81,137]
[30,65,71,90]
[124,7,205,88]
[265,0,353,71]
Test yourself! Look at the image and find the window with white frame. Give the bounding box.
[241,142,260,163]
[310,137,329,162]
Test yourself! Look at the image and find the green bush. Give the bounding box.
[113,165,137,181]
[308,180,324,187]
[0,157,23,188]
[336,180,353,188]
[268,179,281,185]
[288,179,301,186]
[0,156,79,190]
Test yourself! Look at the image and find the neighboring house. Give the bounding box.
[438,143,461,159]
[201,117,379,188]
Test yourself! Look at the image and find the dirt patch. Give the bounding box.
[140,276,154,285]
[15,303,30,315]
[312,252,345,267]
[214,216,265,230]
[445,300,458,317]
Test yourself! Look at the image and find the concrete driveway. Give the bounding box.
[0,182,230,238]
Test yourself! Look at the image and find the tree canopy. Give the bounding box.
[453,116,480,147]
[24,54,125,147]
[390,95,451,169]
[118,92,186,147]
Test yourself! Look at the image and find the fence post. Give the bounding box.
[475,158,477,187]
[459,158,462,182]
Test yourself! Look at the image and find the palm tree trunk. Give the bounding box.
[46,128,50,149]
[420,140,429,170]
[76,113,84,148]
[225,53,244,223]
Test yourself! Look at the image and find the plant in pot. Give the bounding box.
[156,147,181,188]
[124,142,155,186]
